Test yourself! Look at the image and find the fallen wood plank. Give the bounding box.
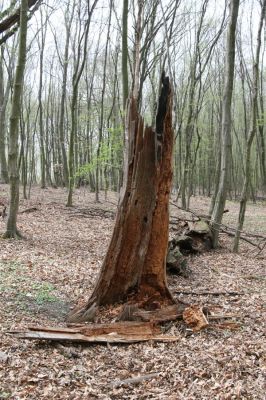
[111,372,160,388]
[27,321,160,336]
[176,291,244,296]
[9,330,179,344]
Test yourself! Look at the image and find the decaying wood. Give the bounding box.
[9,322,179,343]
[170,201,266,252]
[69,74,175,323]
[183,305,209,332]
[28,321,160,336]
[119,304,186,323]
[11,331,179,343]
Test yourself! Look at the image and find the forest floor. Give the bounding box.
[0,185,265,400]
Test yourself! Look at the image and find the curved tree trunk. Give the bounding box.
[69,74,175,322]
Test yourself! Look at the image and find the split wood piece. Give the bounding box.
[27,321,160,336]
[183,305,209,332]
[118,304,185,323]
[9,321,179,344]
[176,290,244,296]
[10,331,178,344]
[111,373,160,388]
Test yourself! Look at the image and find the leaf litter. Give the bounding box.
[0,185,265,399]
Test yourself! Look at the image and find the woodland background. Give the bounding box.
[0,0,265,205]
[0,0,266,399]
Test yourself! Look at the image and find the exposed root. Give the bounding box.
[67,302,98,323]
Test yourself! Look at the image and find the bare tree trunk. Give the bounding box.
[67,0,98,207]
[122,0,129,109]
[57,2,75,186]
[95,0,113,202]
[210,0,240,247]
[233,0,266,252]
[0,52,9,183]
[4,0,28,239]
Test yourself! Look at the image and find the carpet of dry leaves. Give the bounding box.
[0,185,265,400]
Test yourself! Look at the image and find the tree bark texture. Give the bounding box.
[4,0,28,238]
[70,75,174,321]
[233,0,266,252]
[0,55,9,183]
[210,0,240,247]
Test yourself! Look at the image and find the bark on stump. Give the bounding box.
[69,75,175,323]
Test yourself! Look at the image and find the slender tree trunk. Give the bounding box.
[122,0,128,109]
[95,0,113,202]
[38,9,46,189]
[4,0,28,239]
[0,53,9,183]
[233,0,265,252]
[67,0,98,207]
[210,0,240,247]
[58,2,75,186]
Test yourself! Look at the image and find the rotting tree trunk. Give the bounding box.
[69,74,175,322]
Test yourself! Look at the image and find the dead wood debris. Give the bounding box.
[170,201,266,253]
[9,302,242,344]
[183,305,209,332]
[9,321,179,343]
[118,304,185,323]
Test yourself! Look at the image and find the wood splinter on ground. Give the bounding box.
[9,321,179,344]
[8,302,241,344]
[183,305,209,332]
